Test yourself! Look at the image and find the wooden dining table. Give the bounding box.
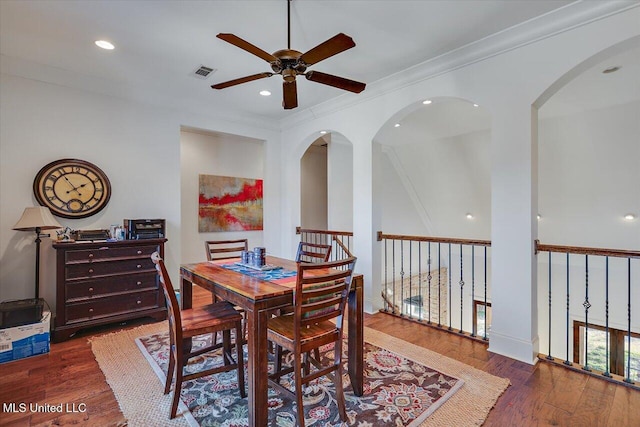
[179,255,364,427]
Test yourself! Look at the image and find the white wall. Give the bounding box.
[300,144,328,229]
[327,134,353,231]
[180,129,264,264]
[0,74,178,306]
[0,74,281,308]
[538,101,640,250]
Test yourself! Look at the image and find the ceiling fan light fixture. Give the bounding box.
[210,0,365,109]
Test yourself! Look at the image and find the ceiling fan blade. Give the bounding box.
[211,72,273,89]
[305,71,366,93]
[299,33,355,66]
[217,33,278,63]
[283,80,298,109]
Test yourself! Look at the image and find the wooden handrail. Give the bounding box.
[377,231,491,247]
[296,227,354,237]
[535,240,640,259]
[333,235,354,257]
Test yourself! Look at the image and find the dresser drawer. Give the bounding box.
[65,245,159,263]
[65,272,158,301]
[65,290,161,323]
[66,258,155,280]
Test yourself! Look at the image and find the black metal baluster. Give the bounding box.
[459,244,465,333]
[583,255,591,372]
[400,240,405,317]
[384,238,388,312]
[392,240,396,315]
[564,253,571,366]
[428,242,432,324]
[603,256,611,377]
[483,246,488,341]
[409,241,413,319]
[448,243,453,331]
[471,245,476,337]
[547,251,553,360]
[624,258,633,384]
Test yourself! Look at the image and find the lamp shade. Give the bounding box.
[13,207,62,231]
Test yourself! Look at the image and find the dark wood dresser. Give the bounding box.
[52,238,167,342]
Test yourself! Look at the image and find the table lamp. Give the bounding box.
[13,206,62,299]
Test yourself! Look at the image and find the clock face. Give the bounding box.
[33,159,112,219]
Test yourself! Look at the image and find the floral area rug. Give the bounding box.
[135,332,463,426]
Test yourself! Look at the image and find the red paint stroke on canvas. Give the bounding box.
[199,181,262,205]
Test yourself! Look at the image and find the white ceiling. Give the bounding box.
[1,1,637,125]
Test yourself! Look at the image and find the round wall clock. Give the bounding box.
[33,158,112,219]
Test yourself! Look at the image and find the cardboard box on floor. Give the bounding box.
[0,311,50,363]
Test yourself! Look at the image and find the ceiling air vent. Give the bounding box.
[191,65,216,79]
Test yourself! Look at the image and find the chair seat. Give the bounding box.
[182,301,243,338]
[267,314,338,350]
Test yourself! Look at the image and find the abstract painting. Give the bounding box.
[198,174,263,232]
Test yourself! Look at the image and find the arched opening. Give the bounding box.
[373,96,492,334]
[535,38,640,382]
[299,132,354,232]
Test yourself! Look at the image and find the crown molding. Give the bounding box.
[281,1,640,130]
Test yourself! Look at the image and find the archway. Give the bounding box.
[372,96,492,333]
[535,37,640,379]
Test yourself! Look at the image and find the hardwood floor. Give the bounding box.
[365,314,639,427]
[1,286,637,426]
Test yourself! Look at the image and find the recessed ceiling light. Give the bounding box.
[394,123,400,128]
[624,213,636,221]
[602,66,621,74]
[422,99,432,105]
[259,90,271,96]
[320,130,327,135]
[473,103,479,107]
[466,213,474,220]
[95,40,114,50]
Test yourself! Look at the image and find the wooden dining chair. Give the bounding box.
[204,239,249,343]
[295,241,332,263]
[205,239,248,261]
[151,252,246,419]
[267,256,357,427]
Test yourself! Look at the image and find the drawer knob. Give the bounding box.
[88,287,94,292]
[137,250,142,255]
[136,281,142,286]
[136,264,142,269]
[136,300,142,305]
[88,269,94,274]
[89,308,94,313]
[88,254,94,258]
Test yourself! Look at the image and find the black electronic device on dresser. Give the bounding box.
[124,219,166,240]
[52,238,167,342]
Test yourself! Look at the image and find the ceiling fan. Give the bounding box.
[211,0,366,109]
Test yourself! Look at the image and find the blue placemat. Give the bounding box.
[220,262,297,282]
